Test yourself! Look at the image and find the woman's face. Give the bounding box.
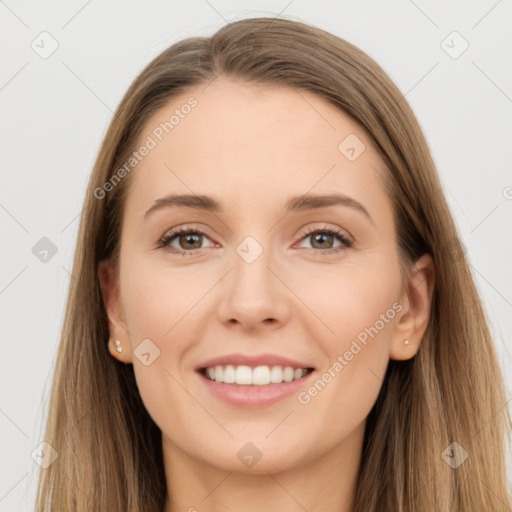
[101,78,428,474]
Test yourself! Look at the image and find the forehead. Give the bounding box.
[125,78,390,223]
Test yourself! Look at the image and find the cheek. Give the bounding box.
[293,257,402,350]
[119,265,206,437]
[296,302,397,459]
[120,261,205,348]
[295,257,401,410]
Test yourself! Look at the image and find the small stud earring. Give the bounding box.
[113,340,123,353]
[404,339,411,347]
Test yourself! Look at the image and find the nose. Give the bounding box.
[216,240,291,331]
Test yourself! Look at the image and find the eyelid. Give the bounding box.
[160,223,214,240]
[293,224,353,255]
[297,223,353,244]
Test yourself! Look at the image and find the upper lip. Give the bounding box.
[196,353,315,371]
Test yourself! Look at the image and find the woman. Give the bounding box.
[35,16,511,511]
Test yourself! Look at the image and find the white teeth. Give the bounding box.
[223,364,235,383]
[203,364,311,385]
[283,367,294,382]
[252,366,271,386]
[270,366,283,383]
[235,365,252,385]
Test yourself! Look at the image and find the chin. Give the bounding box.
[197,438,311,475]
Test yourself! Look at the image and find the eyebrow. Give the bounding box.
[143,193,373,224]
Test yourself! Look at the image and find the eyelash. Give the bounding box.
[157,224,353,257]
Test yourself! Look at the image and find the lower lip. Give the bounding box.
[197,370,316,407]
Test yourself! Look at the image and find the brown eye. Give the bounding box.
[296,226,353,254]
[159,227,214,255]
[176,232,203,250]
[309,232,336,249]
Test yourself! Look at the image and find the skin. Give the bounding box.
[98,78,435,512]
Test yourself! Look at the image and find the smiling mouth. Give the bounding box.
[198,364,315,386]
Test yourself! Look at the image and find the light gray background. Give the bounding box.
[1,1,511,510]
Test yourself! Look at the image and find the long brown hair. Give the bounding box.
[35,16,511,511]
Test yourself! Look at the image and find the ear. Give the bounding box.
[390,253,435,361]
[97,260,132,364]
